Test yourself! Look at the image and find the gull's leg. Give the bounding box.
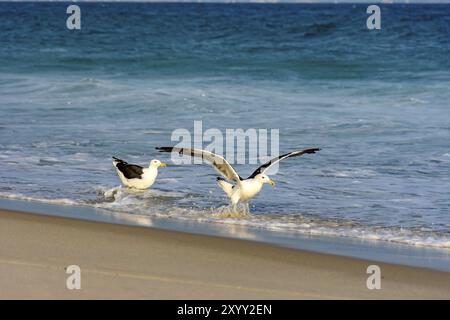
[238,202,250,215]
[231,191,240,213]
[232,199,240,213]
[245,202,250,215]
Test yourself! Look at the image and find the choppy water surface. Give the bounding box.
[0,3,449,249]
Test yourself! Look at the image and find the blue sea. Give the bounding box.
[0,3,449,253]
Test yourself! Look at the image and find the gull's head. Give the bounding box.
[149,159,167,168]
[255,174,275,187]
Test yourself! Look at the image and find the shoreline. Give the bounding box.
[1,208,449,299]
[1,197,449,273]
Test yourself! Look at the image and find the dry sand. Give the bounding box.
[0,209,449,299]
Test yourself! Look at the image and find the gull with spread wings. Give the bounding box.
[156,147,320,210]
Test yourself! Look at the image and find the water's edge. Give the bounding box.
[1,198,449,273]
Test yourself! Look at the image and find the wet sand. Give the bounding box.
[0,209,449,299]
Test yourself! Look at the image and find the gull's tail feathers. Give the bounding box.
[112,156,126,168]
[217,177,234,198]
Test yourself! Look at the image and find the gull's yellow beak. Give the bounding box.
[268,179,276,187]
[159,162,168,168]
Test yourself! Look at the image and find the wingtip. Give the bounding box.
[305,147,321,154]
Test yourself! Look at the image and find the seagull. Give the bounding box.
[156,147,320,210]
[112,157,167,190]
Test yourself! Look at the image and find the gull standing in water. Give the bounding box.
[113,157,167,190]
[156,147,320,211]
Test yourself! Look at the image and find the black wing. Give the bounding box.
[113,157,144,179]
[247,148,320,179]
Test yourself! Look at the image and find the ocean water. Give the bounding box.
[0,3,449,249]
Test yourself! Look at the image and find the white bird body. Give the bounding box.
[116,166,158,189]
[113,157,167,190]
[157,147,320,210]
[219,177,264,205]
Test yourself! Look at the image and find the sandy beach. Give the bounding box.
[0,209,448,299]
[1,3,450,302]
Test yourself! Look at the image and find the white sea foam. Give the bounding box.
[1,190,449,249]
[0,192,79,206]
[318,168,376,178]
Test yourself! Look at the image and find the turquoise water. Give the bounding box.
[0,3,449,249]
